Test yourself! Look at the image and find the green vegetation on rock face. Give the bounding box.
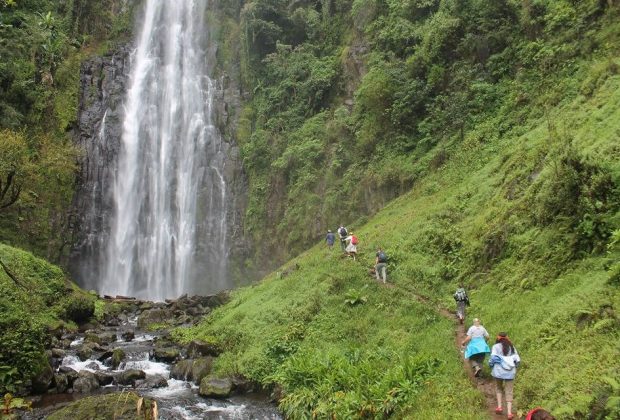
[174,70,620,417]
[214,0,620,276]
[0,243,95,394]
[0,0,134,259]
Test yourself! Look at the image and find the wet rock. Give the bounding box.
[98,332,117,344]
[116,369,146,385]
[58,366,78,375]
[84,362,100,371]
[94,371,114,386]
[121,330,135,342]
[84,332,102,345]
[190,358,213,384]
[73,371,100,393]
[187,340,220,358]
[76,342,97,361]
[170,359,192,380]
[137,308,171,328]
[51,348,67,358]
[152,347,180,363]
[54,373,70,393]
[170,357,213,384]
[31,360,54,394]
[58,339,73,349]
[199,376,233,399]
[111,348,125,369]
[136,374,168,389]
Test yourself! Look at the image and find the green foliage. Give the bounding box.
[229,0,620,271]
[344,285,368,306]
[0,243,92,394]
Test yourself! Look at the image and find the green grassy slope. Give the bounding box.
[0,243,95,394]
[174,64,620,418]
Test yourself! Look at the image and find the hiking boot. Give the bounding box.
[507,414,514,420]
[495,407,503,414]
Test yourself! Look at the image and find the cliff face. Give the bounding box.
[69,41,251,293]
[69,46,131,291]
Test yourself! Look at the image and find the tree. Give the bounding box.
[0,129,29,210]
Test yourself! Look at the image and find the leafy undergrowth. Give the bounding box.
[0,244,95,395]
[173,66,620,418]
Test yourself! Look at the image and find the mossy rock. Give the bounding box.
[111,348,126,369]
[47,392,157,420]
[199,376,233,398]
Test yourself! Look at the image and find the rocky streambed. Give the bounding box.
[21,294,281,419]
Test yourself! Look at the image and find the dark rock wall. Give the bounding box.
[70,42,250,293]
[69,46,131,291]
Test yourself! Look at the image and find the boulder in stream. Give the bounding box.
[31,359,54,394]
[171,357,213,384]
[76,342,98,361]
[199,376,233,398]
[53,373,70,393]
[152,346,180,363]
[116,369,146,385]
[121,330,135,342]
[73,371,100,393]
[95,371,114,386]
[111,348,125,369]
[135,374,168,389]
[137,308,171,329]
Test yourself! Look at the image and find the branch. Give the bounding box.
[0,258,25,288]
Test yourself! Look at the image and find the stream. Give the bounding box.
[22,302,282,420]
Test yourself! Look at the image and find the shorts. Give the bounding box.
[495,378,514,401]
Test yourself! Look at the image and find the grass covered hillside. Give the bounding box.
[209,0,620,279]
[172,47,620,418]
[0,243,95,394]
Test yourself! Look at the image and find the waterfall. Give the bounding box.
[101,0,229,300]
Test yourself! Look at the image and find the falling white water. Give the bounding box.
[103,0,229,300]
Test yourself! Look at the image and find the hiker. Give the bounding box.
[489,332,521,419]
[526,408,555,420]
[461,318,490,377]
[345,231,358,259]
[338,226,348,252]
[453,284,470,324]
[375,247,388,283]
[325,230,336,249]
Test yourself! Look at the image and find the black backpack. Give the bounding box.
[338,227,347,238]
[377,251,387,263]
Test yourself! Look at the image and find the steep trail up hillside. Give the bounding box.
[387,281,503,419]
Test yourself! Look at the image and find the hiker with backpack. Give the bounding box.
[338,226,348,252]
[345,231,358,259]
[375,248,388,283]
[325,230,336,250]
[453,285,470,324]
[461,318,490,378]
[489,332,521,419]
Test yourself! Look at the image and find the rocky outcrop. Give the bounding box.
[170,357,213,385]
[68,44,131,291]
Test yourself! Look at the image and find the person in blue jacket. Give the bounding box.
[489,332,521,419]
[461,318,490,377]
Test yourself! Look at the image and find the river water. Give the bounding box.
[25,315,281,419]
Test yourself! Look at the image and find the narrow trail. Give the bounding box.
[380,280,504,419]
